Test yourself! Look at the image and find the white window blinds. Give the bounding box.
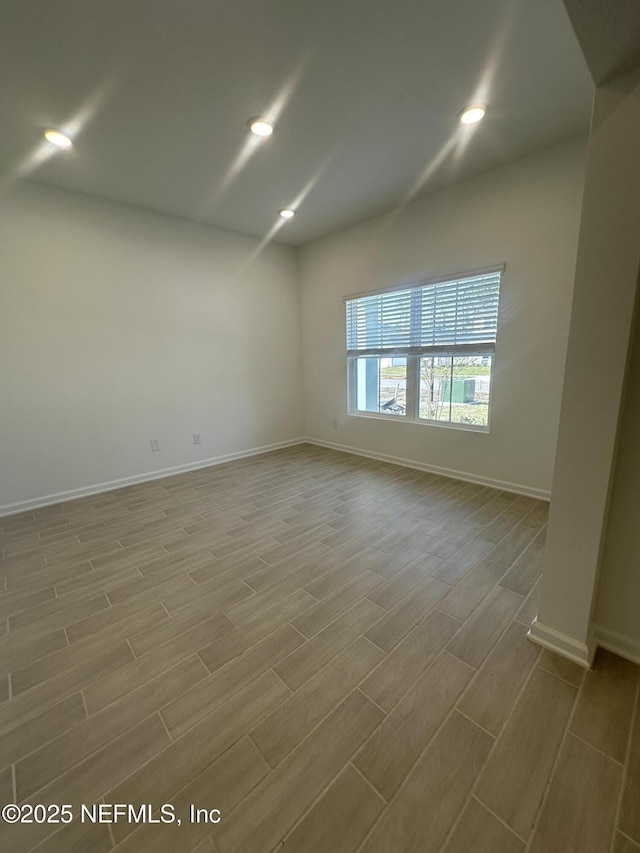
[345,267,503,357]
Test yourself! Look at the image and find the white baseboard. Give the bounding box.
[1,434,550,518]
[0,438,306,518]
[527,618,595,669]
[305,437,551,500]
[593,625,640,666]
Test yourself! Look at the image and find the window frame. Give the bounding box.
[345,266,503,432]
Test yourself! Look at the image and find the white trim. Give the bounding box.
[304,437,550,500]
[593,624,640,666]
[0,438,306,518]
[347,410,490,433]
[527,618,595,669]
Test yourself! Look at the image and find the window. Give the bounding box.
[345,267,503,430]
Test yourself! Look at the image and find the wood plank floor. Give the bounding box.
[0,443,638,852]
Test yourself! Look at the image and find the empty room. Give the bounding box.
[1,1,639,852]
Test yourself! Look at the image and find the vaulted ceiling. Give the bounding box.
[1,0,595,245]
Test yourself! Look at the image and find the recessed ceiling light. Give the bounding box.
[459,106,486,125]
[44,129,73,149]
[248,118,274,137]
[279,208,295,219]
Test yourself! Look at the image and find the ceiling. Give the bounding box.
[1,0,595,246]
[563,0,640,85]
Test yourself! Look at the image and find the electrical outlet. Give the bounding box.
[150,439,160,452]
[332,419,338,429]
[193,434,201,445]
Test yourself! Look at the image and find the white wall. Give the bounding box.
[532,69,640,667]
[595,282,640,662]
[0,183,303,513]
[299,137,587,497]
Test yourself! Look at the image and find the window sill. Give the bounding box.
[347,411,490,433]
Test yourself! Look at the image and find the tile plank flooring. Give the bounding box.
[0,444,638,852]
